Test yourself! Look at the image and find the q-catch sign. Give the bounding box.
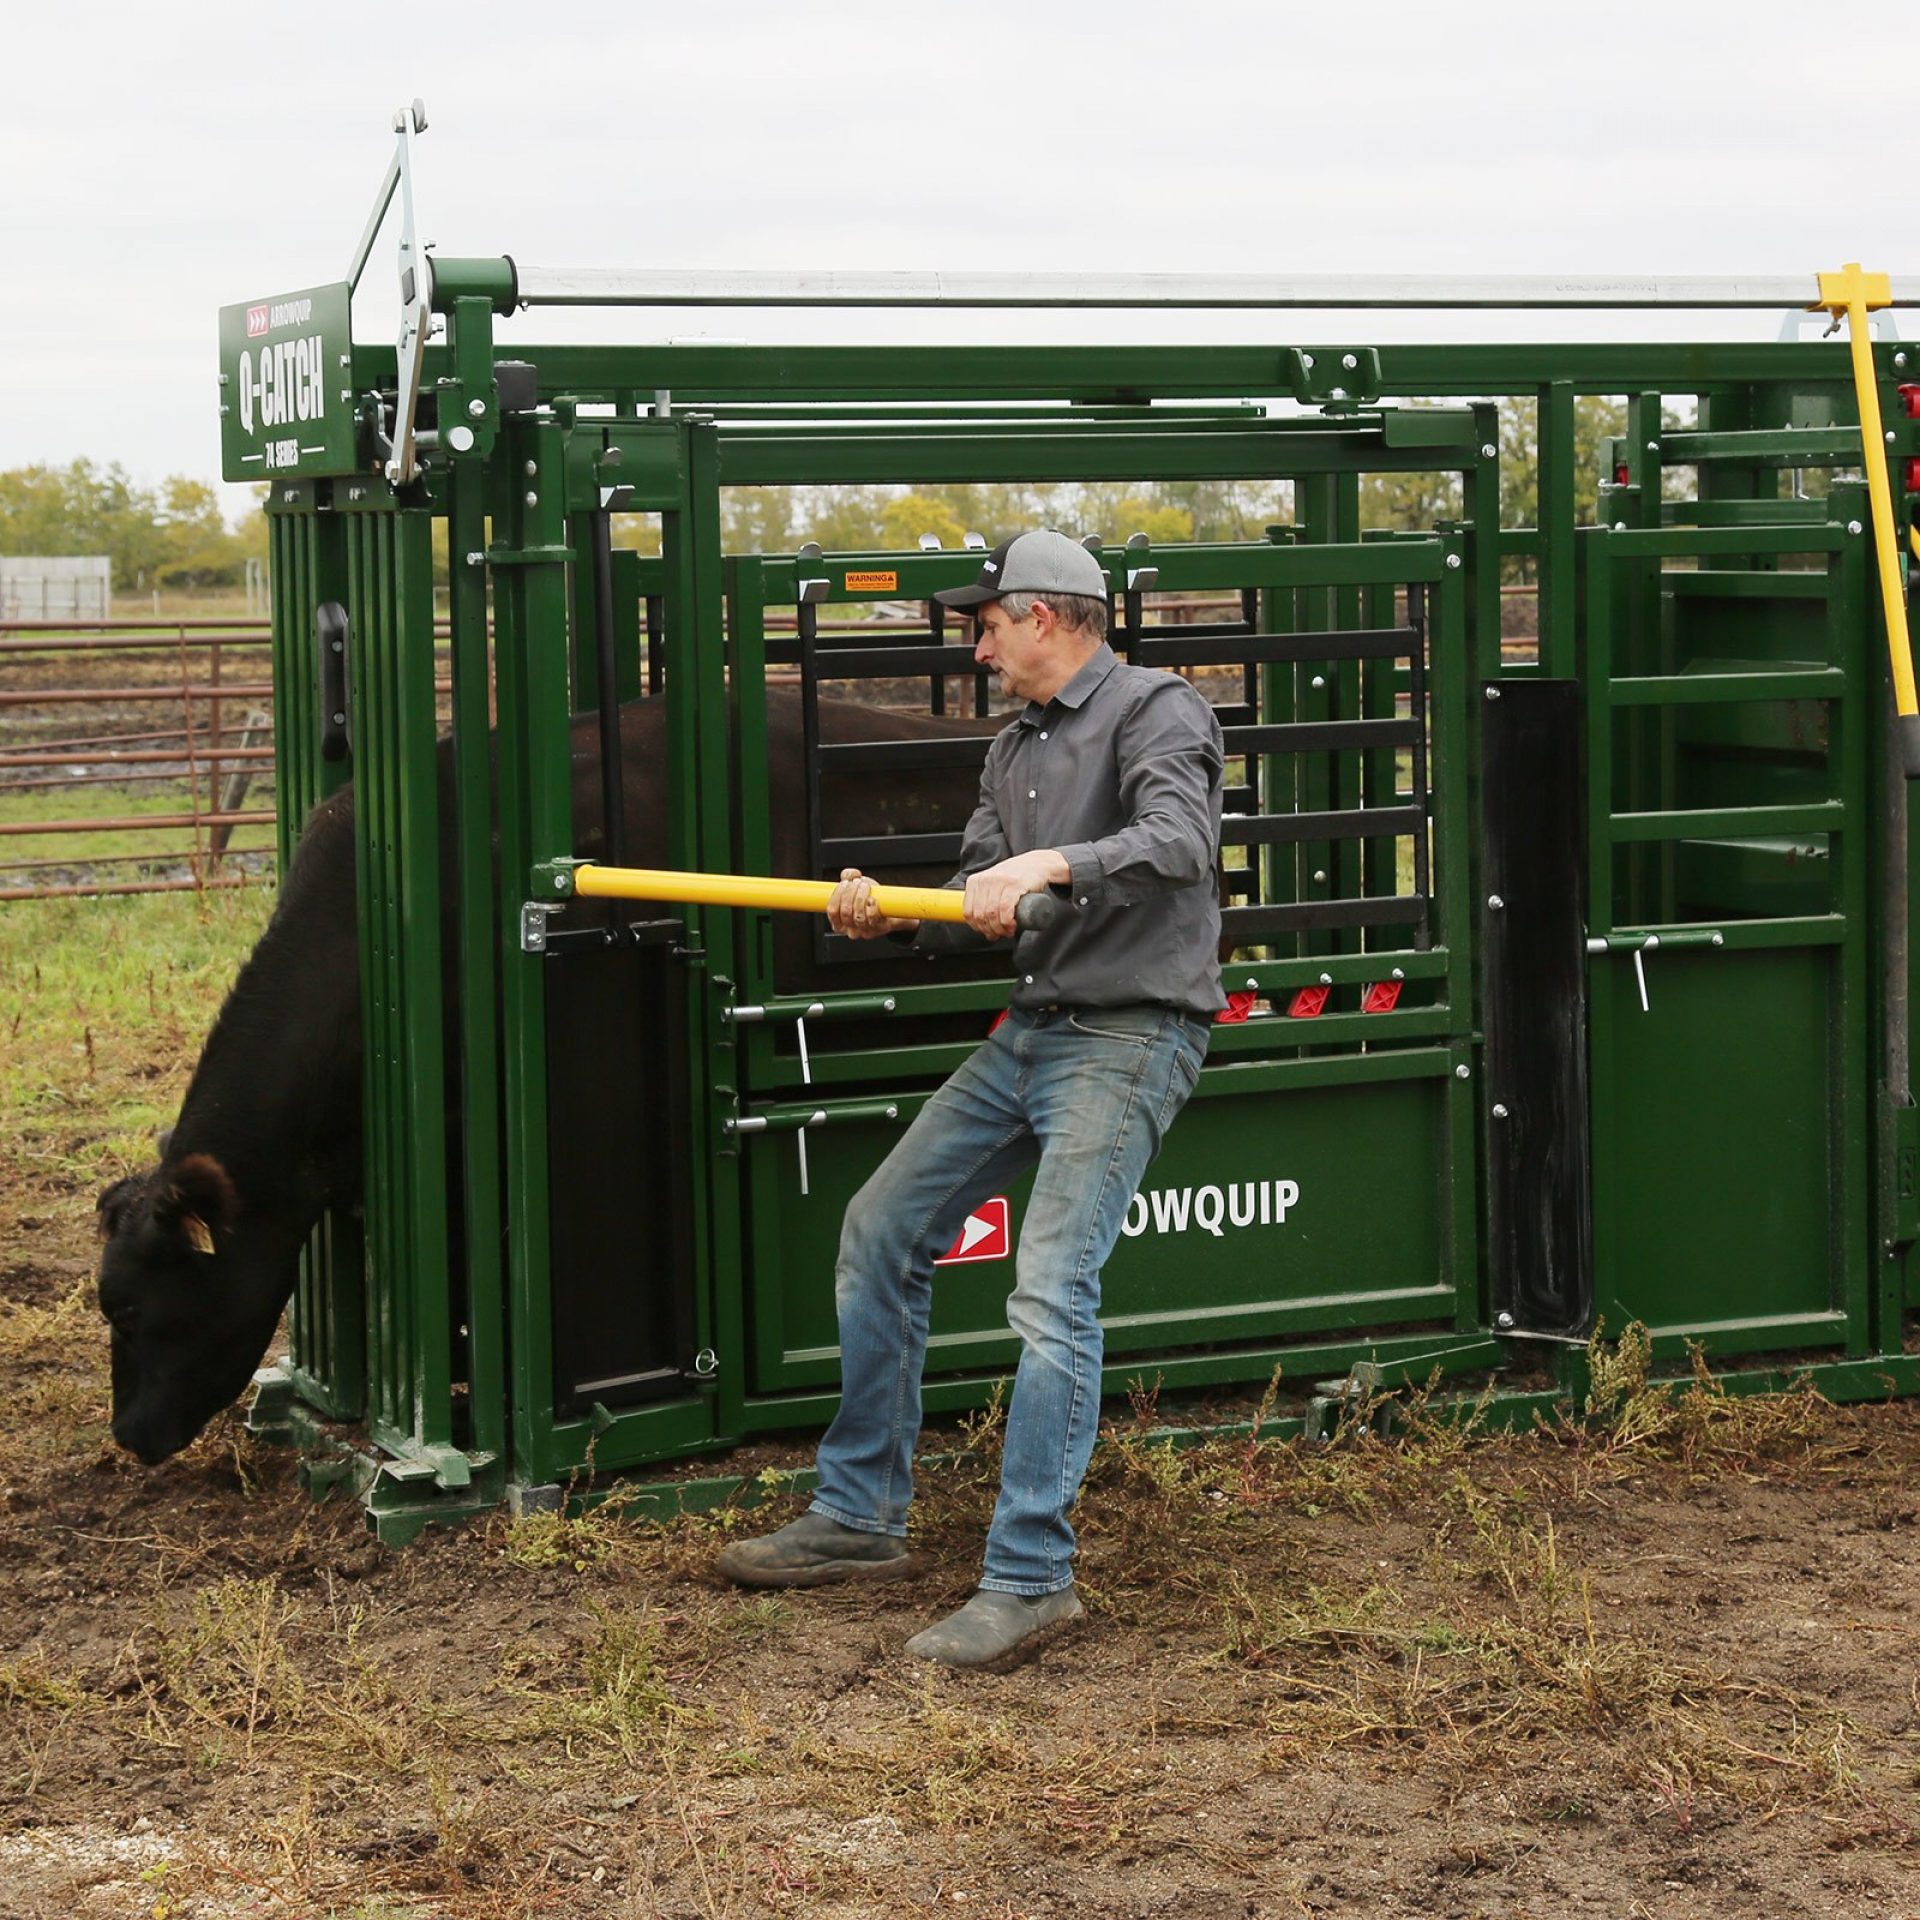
[218,282,357,483]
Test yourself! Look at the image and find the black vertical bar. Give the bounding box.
[644,593,666,695]
[1407,583,1433,951]
[590,511,628,873]
[929,598,947,716]
[1482,677,1592,1338]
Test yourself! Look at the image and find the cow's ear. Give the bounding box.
[96,1175,144,1241]
[152,1154,238,1255]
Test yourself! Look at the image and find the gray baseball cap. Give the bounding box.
[932,529,1110,611]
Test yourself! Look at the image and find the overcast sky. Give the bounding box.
[5,0,1918,520]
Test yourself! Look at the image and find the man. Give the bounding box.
[716,528,1225,1669]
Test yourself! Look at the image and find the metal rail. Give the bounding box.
[513,269,1920,311]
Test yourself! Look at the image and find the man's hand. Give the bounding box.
[827,868,920,939]
[963,850,1070,940]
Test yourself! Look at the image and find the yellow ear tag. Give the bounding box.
[183,1215,215,1256]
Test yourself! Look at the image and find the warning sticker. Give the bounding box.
[935,1196,1011,1265]
[844,570,899,592]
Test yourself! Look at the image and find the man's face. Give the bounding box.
[972,601,1051,702]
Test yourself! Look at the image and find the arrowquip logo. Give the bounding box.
[1119,1178,1300,1241]
[245,304,270,338]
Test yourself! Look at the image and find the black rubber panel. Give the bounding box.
[1481,678,1594,1339]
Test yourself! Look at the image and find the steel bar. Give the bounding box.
[0,681,448,706]
[0,747,277,770]
[514,269,1920,310]
[571,862,1057,930]
[0,846,274,873]
[0,808,274,837]
[0,875,259,902]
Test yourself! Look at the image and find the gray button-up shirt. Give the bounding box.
[912,644,1225,1015]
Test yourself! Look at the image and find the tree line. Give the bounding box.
[0,461,269,591]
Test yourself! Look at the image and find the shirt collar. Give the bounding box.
[1018,643,1119,727]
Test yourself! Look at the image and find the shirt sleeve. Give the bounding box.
[1053,680,1223,908]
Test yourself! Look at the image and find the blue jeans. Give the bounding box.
[809,1004,1208,1595]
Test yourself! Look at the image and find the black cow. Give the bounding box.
[95,690,1001,1465]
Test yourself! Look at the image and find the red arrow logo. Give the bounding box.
[936,1196,1011,1265]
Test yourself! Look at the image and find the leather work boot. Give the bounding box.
[714,1510,917,1589]
[904,1586,1084,1670]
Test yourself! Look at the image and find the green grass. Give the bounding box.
[0,885,275,1205]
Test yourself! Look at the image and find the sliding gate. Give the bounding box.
[717,533,1479,1423]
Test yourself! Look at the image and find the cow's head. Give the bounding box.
[95,1153,274,1465]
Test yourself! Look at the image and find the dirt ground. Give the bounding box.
[5,1198,1919,1919]
[3,884,1917,1918]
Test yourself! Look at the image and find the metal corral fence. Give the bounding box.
[0,591,1542,901]
[0,618,314,902]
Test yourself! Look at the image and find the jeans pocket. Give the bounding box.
[1067,1009,1163,1045]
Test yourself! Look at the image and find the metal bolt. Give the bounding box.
[1329,387,1347,401]
[1711,932,1725,946]
[1898,352,1910,369]
[1312,869,1328,884]
[553,873,568,892]
[1488,894,1504,910]
[340,352,352,368]
[524,460,538,477]
[349,486,364,501]
[1310,674,1326,690]
[1454,1064,1471,1080]
[1485,685,1501,701]
[468,398,487,418]
[465,551,485,567]
[1319,972,1333,986]
[1300,353,1315,370]
[1647,440,1658,453]
[1480,442,1496,459]
[1342,353,1358,370]
[1445,553,1462,570]
[525,491,539,506]
[1244,976,1258,989]
[1848,519,1864,535]
[1390,967,1404,981]
[1492,1102,1509,1119]
[1615,520,1627,531]
[1888,430,1898,444]
[1495,1310,1515,1331]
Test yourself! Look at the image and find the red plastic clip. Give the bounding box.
[1287,984,1330,1019]
[1900,384,1920,418]
[1215,990,1259,1025]
[1361,979,1403,1014]
[1613,462,1630,487]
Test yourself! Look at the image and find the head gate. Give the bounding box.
[202,107,1920,1538]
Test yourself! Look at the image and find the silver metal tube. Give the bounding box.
[512,269,1920,312]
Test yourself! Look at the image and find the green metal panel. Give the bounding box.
[745,1067,1458,1392]
[267,496,364,1422]
[341,496,457,1461]
[1583,514,1871,1359]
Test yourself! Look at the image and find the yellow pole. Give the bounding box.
[573,862,976,925]
[1813,266,1920,761]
